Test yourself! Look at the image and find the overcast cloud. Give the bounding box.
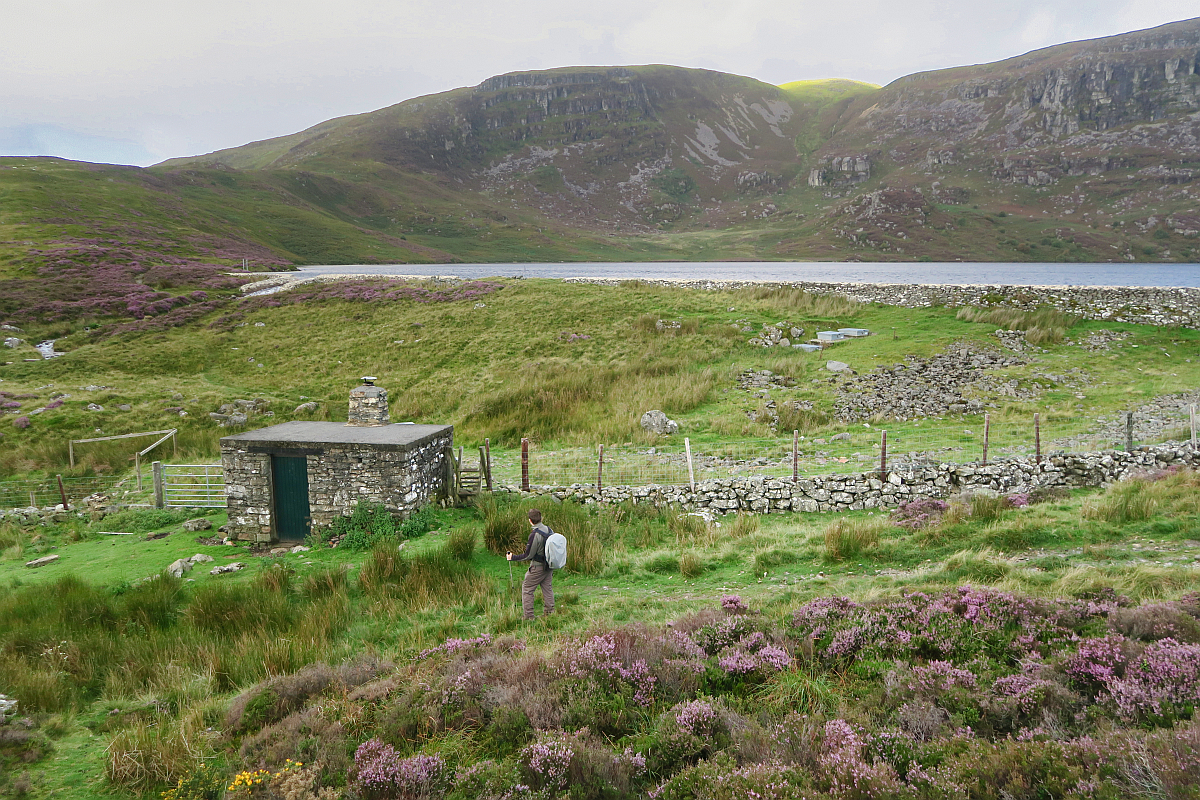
[2,0,1195,166]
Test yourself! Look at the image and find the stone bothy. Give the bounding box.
[220,380,452,542]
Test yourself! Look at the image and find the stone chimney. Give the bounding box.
[347,377,389,427]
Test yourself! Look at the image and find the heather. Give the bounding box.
[93,590,1200,799]
[3,476,1200,798]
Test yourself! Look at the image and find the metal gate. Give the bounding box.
[159,464,225,508]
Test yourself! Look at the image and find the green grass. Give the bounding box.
[3,469,1200,796]
[2,278,1196,479]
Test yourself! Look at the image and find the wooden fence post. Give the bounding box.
[880,430,887,481]
[1191,405,1197,449]
[56,475,69,510]
[152,461,165,509]
[792,429,799,483]
[521,438,530,493]
[982,413,990,466]
[484,438,493,491]
[685,437,696,493]
[597,444,604,493]
[1034,413,1042,464]
[1126,412,1134,453]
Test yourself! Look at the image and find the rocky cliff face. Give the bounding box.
[84,16,1200,262]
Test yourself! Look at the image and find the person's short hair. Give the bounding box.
[528,508,542,524]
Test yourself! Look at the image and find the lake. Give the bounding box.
[290,261,1200,287]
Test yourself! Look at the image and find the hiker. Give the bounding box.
[507,508,554,619]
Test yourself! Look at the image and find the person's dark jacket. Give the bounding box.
[512,523,550,564]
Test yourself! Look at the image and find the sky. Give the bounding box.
[2,0,1195,167]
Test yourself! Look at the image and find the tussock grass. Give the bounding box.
[301,565,349,598]
[185,582,291,634]
[661,505,716,549]
[823,517,885,560]
[679,552,704,578]
[254,562,295,593]
[357,541,491,607]
[731,286,861,318]
[726,512,760,540]
[1083,478,1159,524]
[955,304,1079,341]
[463,358,718,445]
[447,527,477,561]
[969,493,1011,523]
[937,548,1011,583]
[1052,565,1200,601]
[105,712,213,791]
[757,668,837,715]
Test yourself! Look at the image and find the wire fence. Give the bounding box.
[3,406,1196,507]
[0,474,135,509]
[487,407,1199,488]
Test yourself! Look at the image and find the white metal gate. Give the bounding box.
[159,464,225,508]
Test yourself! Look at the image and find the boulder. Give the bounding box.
[210,562,245,576]
[225,413,248,427]
[291,545,310,554]
[190,553,214,563]
[167,559,193,578]
[183,518,212,531]
[294,401,319,413]
[0,693,16,720]
[831,433,851,442]
[3,337,23,348]
[25,554,59,568]
[826,361,850,373]
[640,410,679,435]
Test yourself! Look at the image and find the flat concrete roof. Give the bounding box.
[220,421,452,452]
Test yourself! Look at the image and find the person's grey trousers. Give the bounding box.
[521,562,554,619]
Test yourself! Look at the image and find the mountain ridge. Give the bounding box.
[2,17,1199,280]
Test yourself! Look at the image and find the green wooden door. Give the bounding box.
[272,456,311,540]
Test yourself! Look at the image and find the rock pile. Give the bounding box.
[737,369,795,391]
[835,346,1023,421]
[209,398,271,428]
[748,322,805,348]
[1072,329,1130,352]
[993,329,1044,354]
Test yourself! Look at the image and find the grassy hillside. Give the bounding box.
[1,278,1195,480]
[8,22,1200,272]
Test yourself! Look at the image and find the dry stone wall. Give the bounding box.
[564,278,1200,329]
[511,443,1200,513]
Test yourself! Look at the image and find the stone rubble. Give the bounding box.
[834,345,1036,422]
[748,322,805,348]
[210,562,245,576]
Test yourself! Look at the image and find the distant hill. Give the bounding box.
[3,17,1199,280]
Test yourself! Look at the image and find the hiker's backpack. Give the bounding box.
[544,528,568,570]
